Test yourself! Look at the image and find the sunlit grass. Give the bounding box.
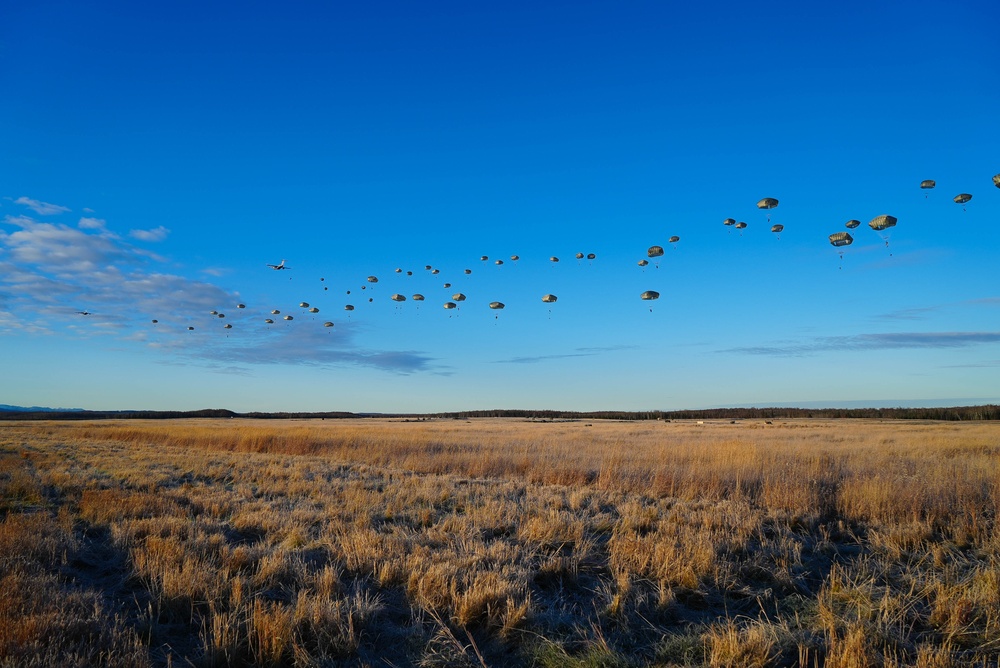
[1,417,998,665]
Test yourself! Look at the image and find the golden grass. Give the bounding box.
[1,417,999,666]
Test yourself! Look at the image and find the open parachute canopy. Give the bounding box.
[993,174,1000,189]
[868,215,897,232]
[845,219,861,229]
[771,224,783,234]
[489,301,505,310]
[920,180,936,190]
[757,197,779,210]
[542,294,558,303]
[954,193,972,204]
[829,232,853,247]
[640,290,660,301]
[391,294,406,302]
[647,245,664,258]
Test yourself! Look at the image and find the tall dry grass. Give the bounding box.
[2,417,999,666]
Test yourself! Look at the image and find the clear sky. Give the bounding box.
[2,1,999,412]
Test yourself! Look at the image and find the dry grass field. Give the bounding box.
[1,417,998,667]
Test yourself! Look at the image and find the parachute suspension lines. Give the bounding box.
[868,215,897,255]
[954,193,972,212]
[542,294,557,319]
[920,179,935,199]
[757,197,778,224]
[829,232,853,269]
[647,245,664,269]
[640,290,660,313]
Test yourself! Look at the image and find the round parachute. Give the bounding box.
[391,294,405,302]
[464,269,472,275]
[510,255,519,261]
[669,236,680,244]
[954,193,972,206]
[425,265,432,270]
[757,198,779,210]
[845,219,860,229]
[542,294,558,303]
[224,323,232,329]
[210,310,218,315]
[587,253,596,260]
[412,294,425,301]
[452,293,466,302]
[550,256,559,263]
[993,174,1000,189]
[394,268,402,273]
[151,319,158,324]
[187,326,194,330]
[443,302,457,310]
[771,224,783,238]
[489,302,505,310]
[308,307,319,313]
[495,259,503,265]
[640,290,660,300]
[271,309,280,314]
[647,246,664,258]
[829,232,853,247]
[264,319,274,324]
[920,179,936,190]
[431,269,440,275]
[735,222,747,230]
[299,302,309,308]
[638,259,649,267]
[443,283,451,288]
[367,276,378,283]
[284,315,294,321]
[480,256,488,261]
[237,303,245,309]
[323,321,334,327]
[344,304,354,311]
[868,215,897,232]
[575,253,584,259]
[723,218,736,227]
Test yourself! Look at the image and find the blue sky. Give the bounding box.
[2,1,999,412]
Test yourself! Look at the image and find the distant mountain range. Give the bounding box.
[0,404,85,413]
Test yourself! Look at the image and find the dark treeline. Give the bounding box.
[2,405,998,422]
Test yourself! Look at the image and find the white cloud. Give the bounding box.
[129,226,170,242]
[78,217,107,230]
[14,197,71,216]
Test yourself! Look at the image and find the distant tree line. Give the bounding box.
[2,405,998,421]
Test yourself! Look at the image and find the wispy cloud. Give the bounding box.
[874,306,940,321]
[722,332,1000,357]
[493,345,634,364]
[129,226,170,242]
[15,197,71,216]
[78,217,107,230]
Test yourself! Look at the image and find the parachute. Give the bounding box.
[452,293,466,302]
[464,269,472,275]
[443,283,451,288]
[237,303,245,309]
[425,265,432,270]
[723,218,736,227]
[367,276,378,283]
[829,231,853,268]
[495,259,503,265]
[638,259,649,267]
[480,256,488,261]
[829,232,853,247]
[647,246,664,258]
[771,224,783,239]
[210,310,218,315]
[640,290,660,312]
[735,222,747,235]
[920,180,935,198]
[299,302,309,308]
[757,197,778,223]
[432,269,440,275]
[284,315,294,321]
[587,253,596,260]
[443,302,457,310]
[308,307,319,313]
[187,326,194,330]
[264,319,274,324]
[669,236,680,244]
[344,305,354,311]
[411,294,425,301]
[575,253,584,260]
[542,294,558,303]
[550,256,559,263]
[489,301,505,310]
[323,321,334,327]
[845,219,860,229]
[271,309,280,315]
[394,268,402,273]
[151,319,158,324]
[993,174,1000,189]
[510,255,519,261]
[224,323,232,329]
[391,294,406,302]
[954,193,972,211]
[868,215,897,251]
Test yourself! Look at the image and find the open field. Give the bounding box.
[2,417,999,667]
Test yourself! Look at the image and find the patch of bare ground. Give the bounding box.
[1,417,998,666]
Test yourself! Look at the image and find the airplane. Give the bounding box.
[76,310,94,316]
[266,260,288,270]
